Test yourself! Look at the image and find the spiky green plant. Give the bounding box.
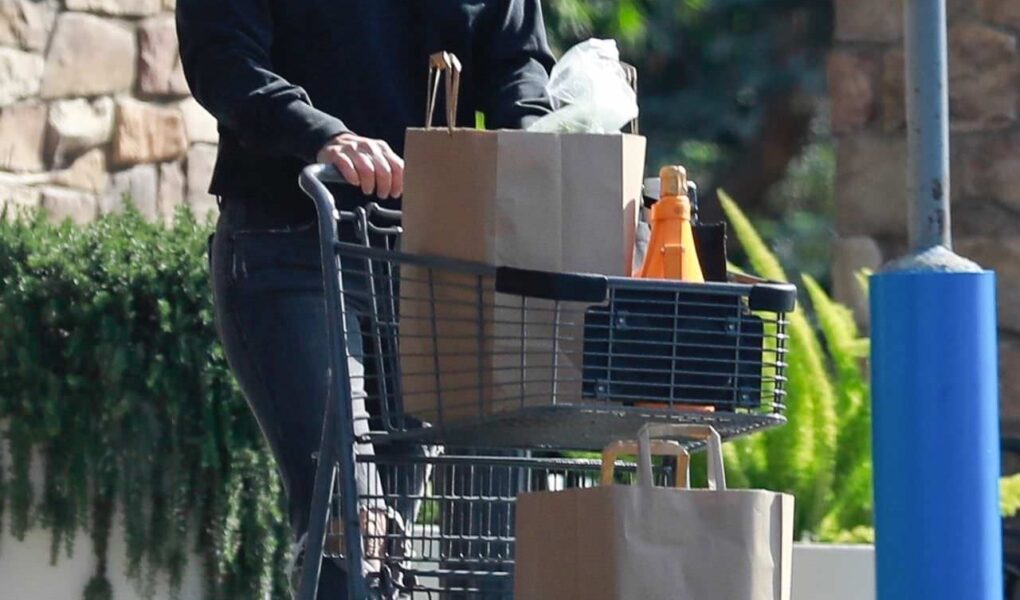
[722,191,1018,540]
[1002,474,1020,518]
[720,190,869,540]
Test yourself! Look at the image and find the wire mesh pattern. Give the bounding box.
[326,452,674,599]
[339,204,794,451]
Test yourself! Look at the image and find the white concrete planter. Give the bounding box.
[0,512,205,600]
[792,543,876,600]
[2,528,877,600]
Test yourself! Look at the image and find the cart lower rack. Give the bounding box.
[335,452,677,599]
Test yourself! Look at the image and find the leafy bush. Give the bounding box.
[0,208,290,600]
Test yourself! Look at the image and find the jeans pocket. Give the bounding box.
[230,225,323,294]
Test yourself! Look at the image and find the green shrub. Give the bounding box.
[0,207,290,600]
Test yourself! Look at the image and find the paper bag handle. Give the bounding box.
[638,424,727,491]
[600,439,690,488]
[425,52,635,134]
[426,51,462,132]
[621,62,639,135]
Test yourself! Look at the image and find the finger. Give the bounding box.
[345,149,376,196]
[369,146,393,199]
[328,152,360,187]
[375,140,403,198]
[386,150,405,199]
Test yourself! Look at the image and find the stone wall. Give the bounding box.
[0,0,217,225]
[829,0,1020,435]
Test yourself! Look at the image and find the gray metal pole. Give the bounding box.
[904,0,952,252]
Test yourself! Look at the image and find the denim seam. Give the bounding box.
[221,255,288,457]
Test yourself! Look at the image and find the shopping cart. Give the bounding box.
[295,165,797,599]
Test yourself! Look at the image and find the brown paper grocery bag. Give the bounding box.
[559,132,645,276]
[399,52,645,427]
[401,129,644,274]
[515,424,795,600]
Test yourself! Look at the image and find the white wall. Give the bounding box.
[0,438,204,599]
[2,532,876,599]
[0,510,205,600]
[792,543,876,600]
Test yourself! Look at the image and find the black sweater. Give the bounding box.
[176,0,556,225]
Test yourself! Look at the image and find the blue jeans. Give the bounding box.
[211,198,512,598]
[211,199,384,597]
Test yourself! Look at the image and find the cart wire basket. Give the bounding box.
[295,165,797,599]
[308,172,795,451]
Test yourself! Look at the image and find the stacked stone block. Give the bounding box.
[830,0,1020,431]
[0,0,217,225]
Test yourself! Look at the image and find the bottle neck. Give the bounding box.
[650,195,692,223]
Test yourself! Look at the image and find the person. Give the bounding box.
[175,0,555,597]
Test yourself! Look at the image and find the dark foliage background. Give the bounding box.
[543,0,834,222]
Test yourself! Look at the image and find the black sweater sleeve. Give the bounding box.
[479,0,556,129]
[176,0,350,164]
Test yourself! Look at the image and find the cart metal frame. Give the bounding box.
[295,164,796,599]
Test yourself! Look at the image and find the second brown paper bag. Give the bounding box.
[515,424,795,600]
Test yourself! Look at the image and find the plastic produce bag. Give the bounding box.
[527,39,638,134]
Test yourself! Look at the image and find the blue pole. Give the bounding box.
[872,270,1001,599]
[871,0,1002,598]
